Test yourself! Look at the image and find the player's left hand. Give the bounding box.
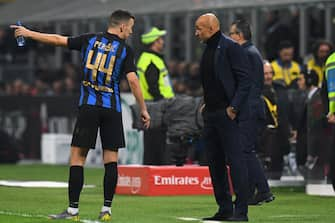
[141,110,151,129]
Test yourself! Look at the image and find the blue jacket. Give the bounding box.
[214,33,251,120]
[242,41,265,120]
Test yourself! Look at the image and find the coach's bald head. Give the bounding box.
[195,13,220,42]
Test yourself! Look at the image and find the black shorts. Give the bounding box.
[71,105,125,150]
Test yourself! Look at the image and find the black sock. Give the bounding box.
[68,166,84,208]
[103,162,118,207]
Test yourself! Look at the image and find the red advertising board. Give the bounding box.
[116,165,214,196]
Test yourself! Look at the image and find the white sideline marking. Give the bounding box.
[176,216,200,221]
[0,210,102,223]
[176,216,223,223]
[0,180,95,188]
[0,210,45,219]
[269,214,321,218]
[202,221,222,223]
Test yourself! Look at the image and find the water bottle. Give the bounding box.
[16,21,25,47]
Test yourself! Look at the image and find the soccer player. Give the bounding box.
[11,10,150,221]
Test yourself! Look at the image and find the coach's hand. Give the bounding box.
[226,106,237,120]
[141,110,151,129]
[10,25,31,38]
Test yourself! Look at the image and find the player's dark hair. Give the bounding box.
[109,10,135,27]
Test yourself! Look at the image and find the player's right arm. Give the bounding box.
[127,72,151,129]
[10,25,68,47]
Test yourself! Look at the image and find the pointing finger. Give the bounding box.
[10,25,20,29]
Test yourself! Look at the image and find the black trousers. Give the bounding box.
[203,109,248,216]
[239,119,270,197]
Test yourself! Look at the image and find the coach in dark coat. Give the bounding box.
[195,13,250,222]
[229,20,275,205]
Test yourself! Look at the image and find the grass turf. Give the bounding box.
[0,164,334,223]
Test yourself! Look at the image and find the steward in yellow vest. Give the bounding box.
[137,27,174,101]
[325,52,335,115]
[271,41,301,88]
[137,27,175,165]
[271,60,300,87]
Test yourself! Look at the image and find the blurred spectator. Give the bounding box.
[167,60,178,79]
[51,79,64,96]
[306,40,333,86]
[171,61,189,95]
[185,62,202,96]
[12,78,24,95]
[259,61,282,179]
[303,69,328,179]
[64,77,78,95]
[21,82,32,95]
[31,79,51,96]
[63,62,80,82]
[271,41,301,89]
[290,71,308,168]
[264,10,293,61]
[35,68,54,84]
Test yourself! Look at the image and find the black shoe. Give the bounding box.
[225,215,248,221]
[248,192,275,205]
[202,212,233,221]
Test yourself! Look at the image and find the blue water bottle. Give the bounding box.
[16,21,25,47]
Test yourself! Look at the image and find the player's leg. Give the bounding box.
[99,150,118,221]
[49,105,99,220]
[99,108,125,221]
[67,146,89,212]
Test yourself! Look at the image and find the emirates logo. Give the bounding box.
[200,177,213,190]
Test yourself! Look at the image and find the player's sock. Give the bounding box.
[103,162,117,208]
[68,165,84,209]
[67,207,79,215]
[101,206,111,214]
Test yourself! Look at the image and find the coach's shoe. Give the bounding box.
[202,212,233,221]
[98,211,112,221]
[225,215,248,222]
[48,210,79,221]
[248,192,275,205]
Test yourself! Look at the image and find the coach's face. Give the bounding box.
[195,17,212,43]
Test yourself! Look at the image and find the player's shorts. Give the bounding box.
[71,105,125,151]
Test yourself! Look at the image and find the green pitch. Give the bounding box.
[0,164,334,223]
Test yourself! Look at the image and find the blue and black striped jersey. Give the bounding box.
[68,32,136,112]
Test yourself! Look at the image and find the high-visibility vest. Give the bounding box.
[271,60,301,86]
[262,95,278,128]
[137,52,174,100]
[325,52,335,113]
[307,57,324,87]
